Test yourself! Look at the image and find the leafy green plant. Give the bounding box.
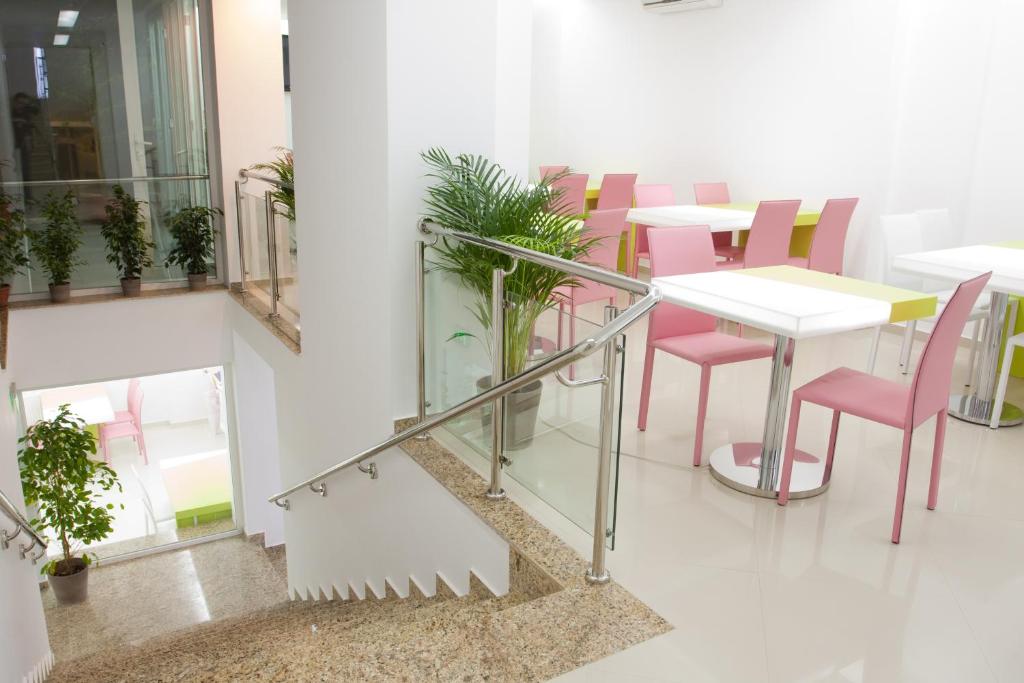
[250,147,295,221]
[30,191,83,285]
[421,148,598,377]
[101,185,154,280]
[0,191,30,286]
[19,405,122,576]
[165,205,221,275]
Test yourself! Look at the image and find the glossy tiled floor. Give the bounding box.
[544,307,1024,683]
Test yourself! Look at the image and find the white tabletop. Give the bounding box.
[627,205,755,231]
[654,271,894,339]
[39,385,115,425]
[893,245,1024,297]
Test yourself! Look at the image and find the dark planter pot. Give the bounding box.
[0,283,9,307]
[120,277,142,297]
[47,558,89,604]
[187,273,208,291]
[49,282,71,303]
[476,377,544,451]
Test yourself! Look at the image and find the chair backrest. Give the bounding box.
[693,182,730,206]
[127,378,144,426]
[880,213,925,290]
[646,226,719,341]
[807,197,858,275]
[743,200,800,268]
[595,173,638,211]
[548,173,589,216]
[633,184,676,255]
[567,208,629,305]
[909,272,991,425]
[916,208,954,249]
[539,165,568,180]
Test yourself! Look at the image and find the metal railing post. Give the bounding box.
[414,240,429,439]
[264,189,280,319]
[486,267,508,500]
[234,180,248,294]
[586,305,620,585]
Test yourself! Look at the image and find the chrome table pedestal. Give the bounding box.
[708,333,830,500]
[948,291,1023,428]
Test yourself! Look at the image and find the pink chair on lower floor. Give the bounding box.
[595,173,638,211]
[553,208,629,378]
[631,184,676,278]
[788,197,859,275]
[548,173,589,216]
[637,226,775,466]
[778,272,992,543]
[715,199,801,270]
[694,182,743,261]
[98,379,148,465]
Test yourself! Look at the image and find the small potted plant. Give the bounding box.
[30,190,83,303]
[0,191,30,306]
[19,405,122,605]
[165,205,221,291]
[101,185,154,297]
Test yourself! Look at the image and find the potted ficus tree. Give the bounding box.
[165,205,221,291]
[30,190,83,303]
[0,191,30,306]
[421,148,597,449]
[19,405,123,605]
[101,184,154,297]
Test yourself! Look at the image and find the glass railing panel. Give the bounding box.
[237,185,299,327]
[5,176,215,295]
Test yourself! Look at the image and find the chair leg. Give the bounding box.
[824,410,841,484]
[778,396,803,506]
[990,337,1016,429]
[138,430,149,466]
[866,326,881,374]
[899,320,916,374]
[892,428,914,544]
[99,430,110,465]
[556,301,565,351]
[737,323,744,338]
[928,411,947,510]
[693,365,712,467]
[965,318,982,387]
[637,346,656,431]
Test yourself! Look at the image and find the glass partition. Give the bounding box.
[423,241,626,548]
[236,181,300,327]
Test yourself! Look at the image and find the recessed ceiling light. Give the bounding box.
[53,34,70,46]
[57,10,79,28]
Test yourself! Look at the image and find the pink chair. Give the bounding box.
[637,226,775,466]
[595,173,638,211]
[778,272,992,543]
[788,197,859,275]
[540,165,568,180]
[631,184,675,278]
[548,173,589,217]
[553,208,628,378]
[98,379,148,465]
[693,182,743,261]
[715,199,801,270]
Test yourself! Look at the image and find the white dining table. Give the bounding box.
[39,384,115,425]
[894,243,1024,428]
[627,205,757,232]
[653,265,936,498]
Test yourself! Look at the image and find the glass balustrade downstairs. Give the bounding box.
[423,243,626,549]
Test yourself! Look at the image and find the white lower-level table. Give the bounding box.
[894,244,1024,428]
[653,266,937,498]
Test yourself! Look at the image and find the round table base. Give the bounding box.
[708,442,831,500]
[948,395,1023,427]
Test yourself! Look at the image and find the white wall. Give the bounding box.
[529,0,1024,279]
[208,0,289,283]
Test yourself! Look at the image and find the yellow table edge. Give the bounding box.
[738,266,938,323]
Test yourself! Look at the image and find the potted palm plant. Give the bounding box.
[250,147,295,221]
[422,148,597,449]
[30,191,83,303]
[19,405,122,605]
[165,205,221,291]
[0,191,30,306]
[101,185,154,297]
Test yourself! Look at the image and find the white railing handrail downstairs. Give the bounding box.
[0,486,47,564]
[268,219,661,507]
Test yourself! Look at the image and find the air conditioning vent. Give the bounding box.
[643,0,723,13]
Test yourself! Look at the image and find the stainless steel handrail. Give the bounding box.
[0,486,47,556]
[0,174,209,189]
[268,220,660,504]
[239,168,293,189]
